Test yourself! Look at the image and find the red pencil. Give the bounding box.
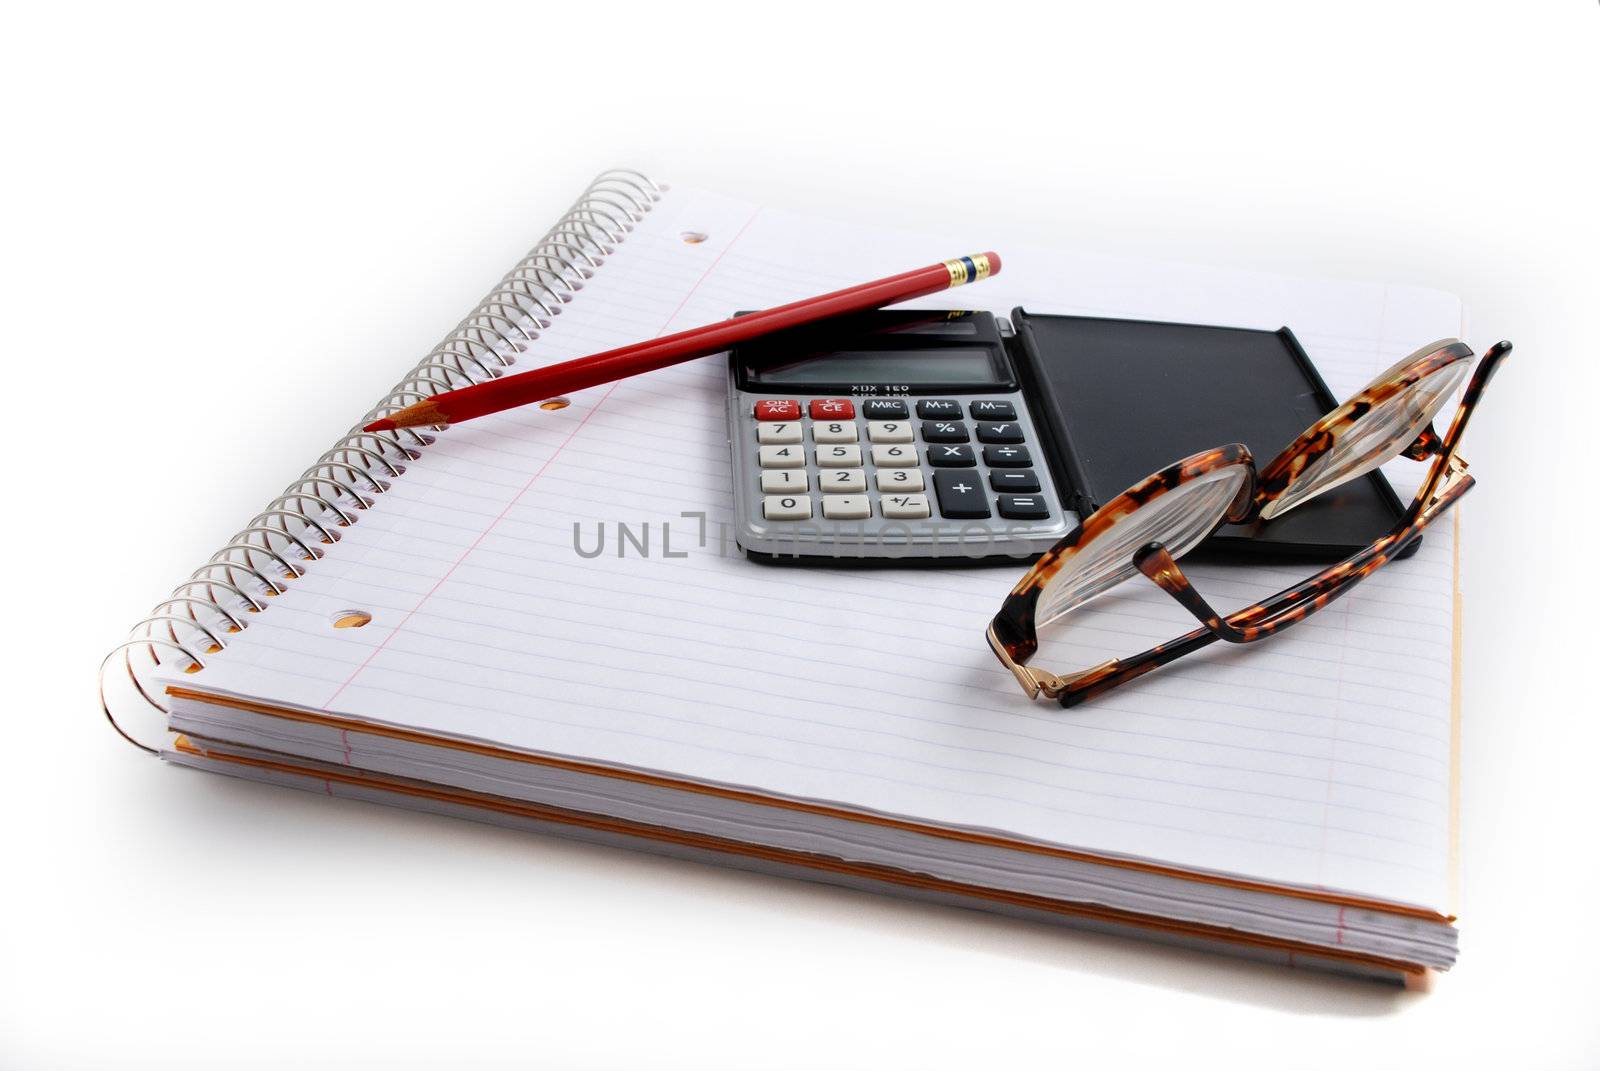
[365,253,1001,431]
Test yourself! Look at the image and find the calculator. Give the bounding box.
[725,310,1076,562]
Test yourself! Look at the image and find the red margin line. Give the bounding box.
[324,207,762,706]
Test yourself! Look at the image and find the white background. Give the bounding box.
[2,1,1596,1067]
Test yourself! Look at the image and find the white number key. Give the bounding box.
[812,421,858,443]
[870,444,916,467]
[762,494,813,521]
[866,420,913,443]
[880,493,931,519]
[822,494,871,520]
[759,444,805,468]
[875,468,925,492]
[757,422,802,444]
[819,468,866,493]
[761,469,809,493]
[816,444,863,468]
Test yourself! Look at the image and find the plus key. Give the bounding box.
[933,470,991,519]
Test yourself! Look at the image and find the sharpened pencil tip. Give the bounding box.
[364,418,398,432]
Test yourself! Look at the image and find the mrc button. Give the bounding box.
[861,398,909,420]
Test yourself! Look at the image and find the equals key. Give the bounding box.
[997,494,1050,520]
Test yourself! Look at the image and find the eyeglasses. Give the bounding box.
[988,338,1510,707]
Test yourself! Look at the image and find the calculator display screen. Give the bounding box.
[747,347,1003,388]
[733,309,1016,393]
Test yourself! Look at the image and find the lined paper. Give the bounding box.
[185,188,1463,910]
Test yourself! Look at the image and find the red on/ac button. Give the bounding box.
[754,399,800,421]
[809,398,855,419]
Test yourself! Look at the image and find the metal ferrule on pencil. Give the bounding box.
[943,254,994,288]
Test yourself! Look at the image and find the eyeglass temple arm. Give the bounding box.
[1062,541,1396,706]
[1131,456,1478,651]
[1050,471,1462,707]
[1049,345,1509,707]
[1137,340,1509,643]
[1403,340,1511,523]
[1055,522,1422,705]
[1131,534,1396,648]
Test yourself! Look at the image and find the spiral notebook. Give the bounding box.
[103,169,1468,984]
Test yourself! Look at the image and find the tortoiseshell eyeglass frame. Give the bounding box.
[987,338,1511,707]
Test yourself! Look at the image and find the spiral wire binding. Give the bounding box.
[101,169,665,753]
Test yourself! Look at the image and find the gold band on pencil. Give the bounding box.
[943,254,993,288]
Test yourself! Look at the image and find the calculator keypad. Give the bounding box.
[819,468,866,494]
[932,471,991,519]
[759,444,805,468]
[876,468,924,492]
[763,494,812,520]
[761,469,808,493]
[975,421,1024,443]
[746,396,1058,530]
[998,494,1050,520]
[757,422,803,444]
[989,470,1040,493]
[983,444,1032,467]
[862,398,909,420]
[755,399,800,421]
[816,444,862,467]
[812,421,858,443]
[809,398,855,420]
[866,421,913,443]
[921,420,969,443]
[871,444,917,468]
[969,399,1016,420]
[822,494,871,520]
[880,493,931,519]
[928,444,977,467]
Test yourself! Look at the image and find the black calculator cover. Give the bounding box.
[1008,310,1416,561]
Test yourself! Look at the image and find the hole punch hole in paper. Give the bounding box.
[332,610,373,629]
[680,231,708,244]
[539,397,571,411]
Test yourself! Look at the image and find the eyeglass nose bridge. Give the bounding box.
[1224,456,1261,525]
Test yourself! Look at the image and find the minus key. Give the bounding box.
[990,470,1041,493]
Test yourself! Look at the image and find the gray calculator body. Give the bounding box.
[725,311,1077,563]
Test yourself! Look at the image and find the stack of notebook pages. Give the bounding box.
[105,170,1468,984]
